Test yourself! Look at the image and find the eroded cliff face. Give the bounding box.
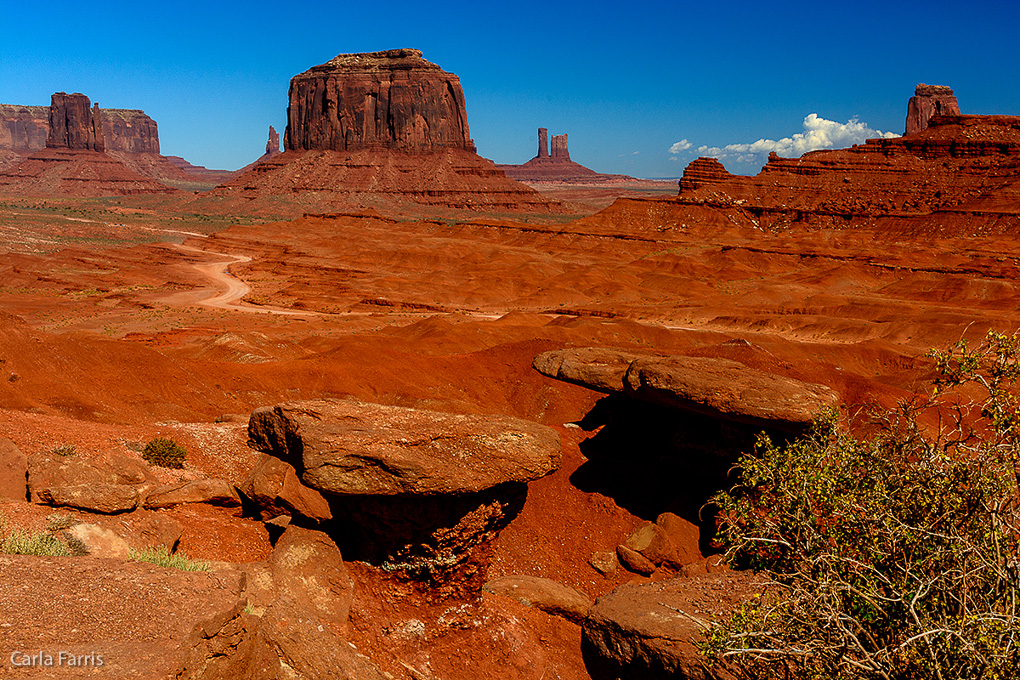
[675,114,1020,236]
[284,48,474,153]
[47,92,105,151]
[0,103,159,153]
[905,83,961,136]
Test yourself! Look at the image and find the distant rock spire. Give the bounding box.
[46,92,105,151]
[905,84,961,135]
[266,125,280,156]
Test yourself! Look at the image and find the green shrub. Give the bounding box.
[129,545,209,572]
[703,331,1020,680]
[141,437,187,469]
[52,444,76,457]
[46,512,76,531]
[3,529,73,557]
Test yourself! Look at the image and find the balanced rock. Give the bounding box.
[483,575,593,623]
[248,400,561,497]
[534,347,839,432]
[248,399,561,578]
[285,48,473,153]
[583,572,764,680]
[905,83,961,136]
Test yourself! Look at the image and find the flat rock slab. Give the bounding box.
[534,348,839,431]
[483,575,593,623]
[248,399,561,496]
[0,554,243,679]
[582,572,763,680]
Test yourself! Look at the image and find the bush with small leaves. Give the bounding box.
[141,437,187,469]
[703,331,1020,680]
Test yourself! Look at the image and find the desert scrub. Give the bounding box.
[703,331,1020,680]
[3,529,73,557]
[141,437,187,469]
[46,512,76,531]
[51,443,76,457]
[129,545,209,572]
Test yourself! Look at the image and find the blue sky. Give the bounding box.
[2,0,1017,177]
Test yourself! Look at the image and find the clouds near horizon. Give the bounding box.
[670,114,899,166]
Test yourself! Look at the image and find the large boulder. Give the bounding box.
[582,572,763,680]
[37,483,140,514]
[248,400,561,497]
[534,347,839,432]
[144,479,241,509]
[248,399,561,579]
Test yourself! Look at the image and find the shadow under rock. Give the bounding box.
[569,395,794,554]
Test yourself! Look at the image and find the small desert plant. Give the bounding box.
[45,512,76,531]
[129,545,209,572]
[141,437,187,469]
[3,529,73,557]
[52,444,76,457]
[702,330,1020,680]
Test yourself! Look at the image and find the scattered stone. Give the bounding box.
[66,523,131,559]
[589,550,619,577]
[108,509,183,551]
[624,522,681,568]
[616,544,656,576]
[483,575,593,623]
[582,572,764,680]
[656,512,703,565]
[37,483,139,514]
[237,453,332,522]
[144,479,241,509]
[0,438,27,501]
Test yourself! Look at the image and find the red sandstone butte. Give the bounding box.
[285,48,474,153]
[905,83,961,136]
[47,92,105,151]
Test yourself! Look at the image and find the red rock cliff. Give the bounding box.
[0,105,49,150]
[46,92,105,151]
[1,104,159,154]
[284,48,474,153]
[102,109,159,153]
[905,83,961,136]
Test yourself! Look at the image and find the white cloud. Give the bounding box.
[669,139,692,155]
[693,114,899,164]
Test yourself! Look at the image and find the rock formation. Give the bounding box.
[266,125,280,156]
[285,48,473,153]
[247,399,561,579]
[498,127,635,183]
[214,48,559,212]
[102,108,159,153]
[0,104,49,150]
[46,92,105,151]
[551,132,569,160]
[905,83,961,135]
[674,88,1020,237]
[1,101,158,154]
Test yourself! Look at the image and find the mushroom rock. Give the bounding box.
[905,83,961,136]
[284,48,473,153]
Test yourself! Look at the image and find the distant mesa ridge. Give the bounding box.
[497,128,634,183]
[1,98,159,154]
[675,85,1020,236]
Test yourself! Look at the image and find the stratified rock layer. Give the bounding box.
[675,114,1020,237]
[285,48,473,153]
